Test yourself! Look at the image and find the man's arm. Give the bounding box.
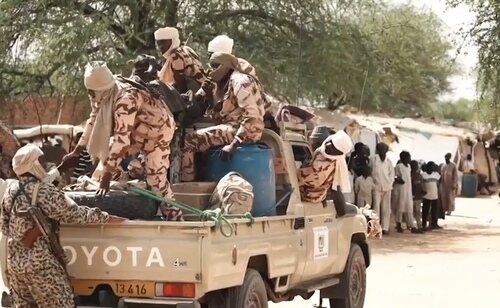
[78,100,100,149]
[41,185,109,224]
[104,91,141,174]
[232,77,265,143]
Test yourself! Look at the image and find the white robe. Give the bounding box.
[392,163,412,215]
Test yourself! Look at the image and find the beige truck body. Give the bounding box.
[1,126,370,307]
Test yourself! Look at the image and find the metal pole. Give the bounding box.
[296,13,303,106]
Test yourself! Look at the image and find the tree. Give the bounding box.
[434,97,476,122]
[0,0,455,116]
[447,0,500,127]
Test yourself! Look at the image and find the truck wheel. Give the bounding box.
[224,269,268,308]
[330,244,366,308]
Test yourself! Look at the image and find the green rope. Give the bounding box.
[129,187,254,237]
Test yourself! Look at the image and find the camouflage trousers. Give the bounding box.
[181,125,236,182]
[125,126,183,221]
[8,243,74,308]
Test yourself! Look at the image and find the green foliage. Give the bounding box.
[447,0,500,127]
[434,97,476,122]
[0,0,456,115]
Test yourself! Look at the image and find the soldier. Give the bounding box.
[298,130,353,203]
[1,144,125,308]
[155,27,207,92]
[207,35,257,77]
[0,145,15,179]
[181,52,265,181]
[63,61,182,221]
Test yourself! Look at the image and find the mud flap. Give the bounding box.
[2,291,12,307]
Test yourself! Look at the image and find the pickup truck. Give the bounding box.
[1,124,370,308]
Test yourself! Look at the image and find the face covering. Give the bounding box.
[31,159,49,182]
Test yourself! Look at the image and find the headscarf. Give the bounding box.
[84,61,118,162]
[318,130,354,193]
[209,52,242,82]
[154,27,181,56]
[12,144,47,180]
[208,35,234,54]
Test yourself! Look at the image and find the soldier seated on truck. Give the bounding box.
[298,130,353,207]
[181,52,265,181]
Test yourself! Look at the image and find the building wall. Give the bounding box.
[0,96,90,128]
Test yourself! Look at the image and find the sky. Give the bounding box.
[399,0,479,101]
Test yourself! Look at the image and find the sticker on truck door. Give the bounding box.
[313,226,329,260]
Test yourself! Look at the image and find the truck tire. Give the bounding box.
[65,190,159,220]
[329,244,366,308]
[223,269,268,308]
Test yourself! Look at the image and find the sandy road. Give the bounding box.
[271,196,500,308]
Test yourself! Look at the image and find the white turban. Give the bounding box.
[208,35,234,54]
[84,61,116,91]
[318,130,354,193]
[154,27,181,55]
[12,144,47,180]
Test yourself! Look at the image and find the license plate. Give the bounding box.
[71,279,155,298]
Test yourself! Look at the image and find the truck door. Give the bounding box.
[292,144,339,282]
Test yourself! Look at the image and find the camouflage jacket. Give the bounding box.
[1,176,109,241]
[79,81,175,174]
[211,72,265,143]
[0,153,15,179]
[298,151,337,203]
[159,46,207,87]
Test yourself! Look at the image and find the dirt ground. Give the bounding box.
[271,195,500,308]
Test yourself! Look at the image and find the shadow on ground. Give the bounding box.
[369,224,500,255]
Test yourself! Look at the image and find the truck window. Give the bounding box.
[292,145,312,168]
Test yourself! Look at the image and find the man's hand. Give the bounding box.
[220,139,239,162]
[96,172,113,198]
[57,155,80,173]
[394,177,405,185]
[107,215,127,223]
[62,145,85,163]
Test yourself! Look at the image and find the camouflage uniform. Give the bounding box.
[298,151,338,203]
[159,46,207,88]
[181,72,265,181]
[79,81,182,220]
[0,153,15,179]
[1,176,110,308]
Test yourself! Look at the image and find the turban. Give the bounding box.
[84,61,116,91]
[209,52,242,82]
[208,35,234,54]
[318,130,354,193]
[154,27,179,41]
[12,144,47,180]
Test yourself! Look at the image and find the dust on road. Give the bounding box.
[271,196,500,308]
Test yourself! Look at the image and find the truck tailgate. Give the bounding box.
[61,222,207,297]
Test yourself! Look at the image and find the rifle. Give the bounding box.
[16,183,68,274]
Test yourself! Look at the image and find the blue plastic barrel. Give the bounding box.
[461,173,478,198]
[201,144,276,217]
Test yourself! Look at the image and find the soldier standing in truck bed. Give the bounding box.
[63,61,183,221]
[1,144,125,308]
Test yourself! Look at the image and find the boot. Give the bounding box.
[411,228,423,234]
[396,223,404,233]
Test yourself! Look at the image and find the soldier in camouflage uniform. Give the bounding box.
[155,27,207,93]
[63,62,182,221]
[181,52,265,182]
[0,145,15,179]
[298,130,353,203]
[1,144,124,308]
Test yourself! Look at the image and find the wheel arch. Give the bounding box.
[351,233,370,267]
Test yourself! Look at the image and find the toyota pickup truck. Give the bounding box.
[1,124,370,308]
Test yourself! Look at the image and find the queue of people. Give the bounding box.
[349,141,459,235]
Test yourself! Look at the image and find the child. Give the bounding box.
[411,160,425,232]
[355,165,375,208]
[421,162,441,230]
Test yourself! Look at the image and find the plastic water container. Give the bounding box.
[202,144,276,217]
[461,173,478,198]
